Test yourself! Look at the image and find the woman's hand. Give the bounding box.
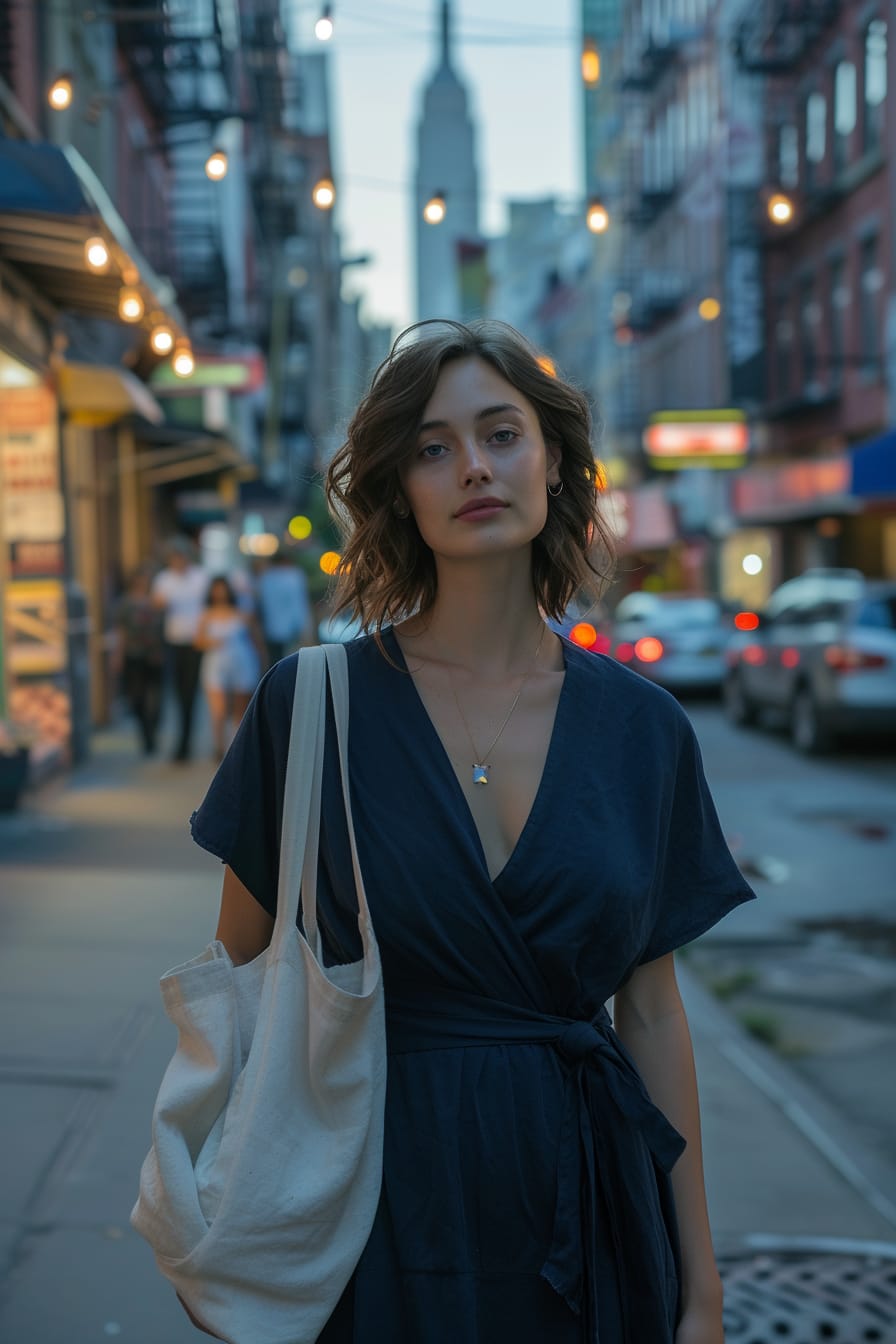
[675,1302,725,1344]
[176,1292,225,1339]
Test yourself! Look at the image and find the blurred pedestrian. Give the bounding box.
[151,538,208,763]
[110,568,165,755]
[185,320,756,1343]
[194,574,265,760]
[256,550,312,664]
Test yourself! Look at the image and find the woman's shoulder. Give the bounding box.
[560,636,688,749]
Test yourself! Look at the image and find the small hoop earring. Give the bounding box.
[547,481,564,497]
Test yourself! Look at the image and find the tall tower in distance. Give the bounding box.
[414,1,480,321]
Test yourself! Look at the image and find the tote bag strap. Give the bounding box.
[298,643,373,957]
[270,646,327,955]
[321,642,372,931]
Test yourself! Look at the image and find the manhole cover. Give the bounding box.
[719,1248,896,1342]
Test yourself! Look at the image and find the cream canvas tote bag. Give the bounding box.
[131,643,386,1344]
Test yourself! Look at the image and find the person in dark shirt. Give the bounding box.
[111,568,165,755]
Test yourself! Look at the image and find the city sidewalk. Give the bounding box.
[1,723,894,1341]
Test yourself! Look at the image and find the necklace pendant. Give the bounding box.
[472,763,490,786]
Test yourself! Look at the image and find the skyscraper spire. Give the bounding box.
[440,0,452,71]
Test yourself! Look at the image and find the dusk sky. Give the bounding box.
[289,0,582,333]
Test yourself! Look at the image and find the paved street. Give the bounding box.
[1,693,895,1340]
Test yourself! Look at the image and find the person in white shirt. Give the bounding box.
[255,552,312,665]
[151,540,209,762]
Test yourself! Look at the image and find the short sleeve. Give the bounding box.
[189,655,297,919]
[639,710,756,964]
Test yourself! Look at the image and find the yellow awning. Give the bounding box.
[56,362,164,428]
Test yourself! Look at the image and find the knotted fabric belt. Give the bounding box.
[386,987,686,1344]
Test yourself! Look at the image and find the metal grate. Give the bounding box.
[719,1248,896,1343]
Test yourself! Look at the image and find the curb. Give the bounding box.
[676,960,896,1236]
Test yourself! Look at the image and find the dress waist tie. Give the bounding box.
[386,987,686,1344]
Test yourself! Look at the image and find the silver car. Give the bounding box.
[723,569,896,753]
[609,592,729,691]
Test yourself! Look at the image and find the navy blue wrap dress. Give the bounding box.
[190,629,756,1344]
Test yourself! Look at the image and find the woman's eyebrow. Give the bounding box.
[416,403,525,434]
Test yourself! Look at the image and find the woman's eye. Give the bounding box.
[491,429,518,444]
[420,443,446,458]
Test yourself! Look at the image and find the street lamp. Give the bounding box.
[699,297,721,321]
[582,41,600,86]
[48,73,73,110]
[586,200,609,234]
[312,178,336,209]
[172,342,196,378]
[315,4,334,40]
[767,192,795,225]
[205,149,229,181]
[150,323,174,356]
[423,192,446,224]
[118,287,144,322]
[84,236,110,271]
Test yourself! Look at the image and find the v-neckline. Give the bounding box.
[384,625,572,887]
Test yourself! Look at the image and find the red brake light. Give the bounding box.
[780,647,800,669]
[824,645,889,673]
[570,622,597,649]
[615,641,635,663]
[635,636,664,663]
[742,644,767,666]
[735,611,760,631]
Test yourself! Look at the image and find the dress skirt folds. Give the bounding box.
[191,629,756,1343]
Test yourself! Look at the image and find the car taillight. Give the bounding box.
[824,645,889,673]
[615,641,635,663]
[634,636,664,663]
[741,644,767,666]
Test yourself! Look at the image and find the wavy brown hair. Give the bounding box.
[324,318,616,631]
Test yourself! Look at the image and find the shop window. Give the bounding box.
[828,256,846,383]
[833,61,856,172]
[799,275,819,390]
[805,92,827,183]
[863,19,887,153]
[779,123,799,187]
[859,234,883,368]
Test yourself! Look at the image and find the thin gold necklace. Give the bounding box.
[447,623,547,787]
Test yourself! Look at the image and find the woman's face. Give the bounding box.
[210,582,229,606]
[400,356,561,564]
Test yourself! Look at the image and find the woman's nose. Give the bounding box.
[458,439,492,483]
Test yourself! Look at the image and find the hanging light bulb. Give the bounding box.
[315,4,334,40]
[150,323,174,356]
[767,192,795,225]
[48,73,74,110]
[84,236,110,271]
[312,178,336,209]
[582,41,600,86]
[423,192,446,225]
[586,200,609,234]
[118,287,144,323]
[172,342,196,378]
[205,148,229,180]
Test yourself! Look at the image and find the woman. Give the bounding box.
[190,320,755,1343]
[194,575,265,760]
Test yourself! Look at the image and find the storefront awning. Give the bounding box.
[119,417,254,487]
[731,457,858,523]
[851,429,896,497]
[56,362,164,427]
[0,140,183,327]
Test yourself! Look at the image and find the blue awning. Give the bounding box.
[0,140,94,216]
[851,429,896,497]
[0,138,183,329]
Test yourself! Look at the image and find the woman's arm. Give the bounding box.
[613,953,724,1344]
[193,612,215,651]
[215,865,274,965]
